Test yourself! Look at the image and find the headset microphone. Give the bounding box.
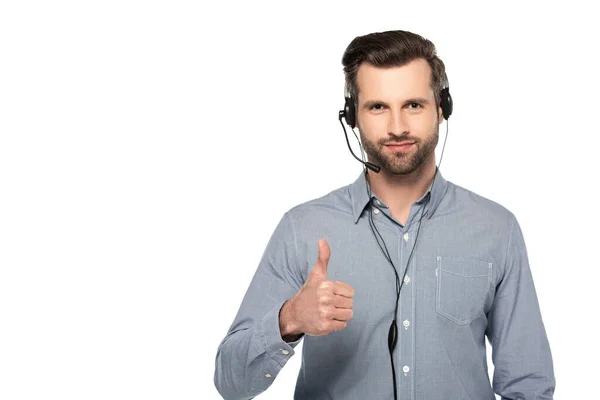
[338,86,452,173]
[338,111,381,173]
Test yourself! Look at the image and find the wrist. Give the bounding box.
[279,298,303,341]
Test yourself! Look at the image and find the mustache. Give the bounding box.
[379,135,420,145]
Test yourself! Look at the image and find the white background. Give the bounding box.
[1,1,598,399]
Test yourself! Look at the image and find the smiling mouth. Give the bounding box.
[385,142,415,152]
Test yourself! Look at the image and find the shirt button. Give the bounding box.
[402,365,410,375]
[403,320,410,329]
[403,275,410,284]
[281,349,289,355]
[373,208,380,215]
[376,199,381,206]
[265,373,272,378]
[403,232,409,241]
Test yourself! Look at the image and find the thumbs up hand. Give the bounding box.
[280,239,355,338]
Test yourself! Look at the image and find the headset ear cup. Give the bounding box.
[440,88,453,120]
[344,96,356,129]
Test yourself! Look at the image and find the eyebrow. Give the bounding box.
[362,97,431,109]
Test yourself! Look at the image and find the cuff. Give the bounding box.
[260,300,303,367]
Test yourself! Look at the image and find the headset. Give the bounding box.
[338,85,452,400]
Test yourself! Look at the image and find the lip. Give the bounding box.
[385,142,415,151]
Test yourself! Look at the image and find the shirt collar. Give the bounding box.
[350,167,448,224]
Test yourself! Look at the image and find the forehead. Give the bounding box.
[355,58,433,101]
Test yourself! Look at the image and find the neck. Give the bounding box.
[366,157,437,215]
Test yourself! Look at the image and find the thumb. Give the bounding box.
[311,239,330,278]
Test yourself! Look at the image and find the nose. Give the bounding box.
[388,108,409,136]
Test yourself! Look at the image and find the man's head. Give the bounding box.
[342,30,449,175]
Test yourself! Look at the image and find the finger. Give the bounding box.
[329,320,348,332]
[332,281,355,298]
[310,239,330,279]
[331,308,354,322]
[333,295,353,309]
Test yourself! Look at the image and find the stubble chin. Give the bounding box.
[373,145,423,175]
[360,126,439,175]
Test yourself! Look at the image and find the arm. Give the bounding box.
[214,212,305,400]
[486,215,555,399]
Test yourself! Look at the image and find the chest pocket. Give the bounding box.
[435,255,492,325]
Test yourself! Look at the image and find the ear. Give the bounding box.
[438,106,444,124]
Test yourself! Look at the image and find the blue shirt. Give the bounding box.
[214,168,555,399]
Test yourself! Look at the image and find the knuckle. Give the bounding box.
[319,280,331,290]
[316,285,328,297]
[319,308,329,319]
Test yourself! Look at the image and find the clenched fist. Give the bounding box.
[280,239,355,340]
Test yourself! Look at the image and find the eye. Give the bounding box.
[408,103,422,110]
[369,103,385,111]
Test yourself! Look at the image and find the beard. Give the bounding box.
[360,123,439,175]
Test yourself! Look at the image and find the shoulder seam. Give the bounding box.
[285,211,300,269]
[502,214,517,279]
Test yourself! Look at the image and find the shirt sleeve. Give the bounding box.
[214,211,305,400]
[486,215,556,399]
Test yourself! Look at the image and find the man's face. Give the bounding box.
[355,58,443,175]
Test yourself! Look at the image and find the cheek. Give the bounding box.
[415,112,432,124]
[358,113,387,133]
[414,113,437,132]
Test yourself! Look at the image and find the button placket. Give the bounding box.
[398,227,414,396]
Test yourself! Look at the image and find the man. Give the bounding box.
[214,30,555,400]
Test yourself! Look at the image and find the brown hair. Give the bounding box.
[342,30,449,107]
